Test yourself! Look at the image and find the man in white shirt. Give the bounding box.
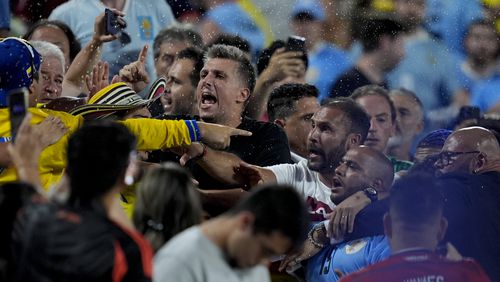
[154,184,310,282]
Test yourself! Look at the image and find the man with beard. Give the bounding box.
[190,97,370,222]
[303,146,394,282]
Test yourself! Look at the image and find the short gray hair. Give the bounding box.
[30,40,65,74]
[205,44,256,94]
[153,25,203,59]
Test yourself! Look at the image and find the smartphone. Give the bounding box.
[7,88,28,141]
[105,8,125,35]
[286,35,306,52]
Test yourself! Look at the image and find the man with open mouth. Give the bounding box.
[179,44,292,195]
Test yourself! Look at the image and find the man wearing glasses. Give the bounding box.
[435,126,500,281]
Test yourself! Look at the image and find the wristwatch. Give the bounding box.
[363,187,378,202]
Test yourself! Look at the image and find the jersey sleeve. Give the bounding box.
[120,119,194,150]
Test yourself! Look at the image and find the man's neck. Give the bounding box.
[214,114,243,128]
[200,216,233,253]
[391,234,437,254]
[319,170,336,188]
[357,54,386,85]
[387,142,413,162]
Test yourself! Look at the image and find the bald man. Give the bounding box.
[435,126,500,281]
[436,126,500,175]
[303,146,395,282]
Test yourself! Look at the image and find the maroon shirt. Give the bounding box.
[340,249,491,282]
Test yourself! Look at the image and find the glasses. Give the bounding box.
[436,150,480,167]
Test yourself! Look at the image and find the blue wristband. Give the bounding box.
[192,120,201,141]
[0,136,12,143]
[184,120,201,142]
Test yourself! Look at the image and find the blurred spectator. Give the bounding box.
[246,40,307,119]
[470,77,500,113]
[388,0,462,114]
[153,25,203,79]
[0,0,10,37]
[133,162,202,252]
[456,20,500,97]
[23,19,81,70]
[29,41,66,106]
[413,129,452,164]
[0,182,36,281]
[387,88,424,162]
[49,0,177,78]
[290,0,352,100]
[425,0,483,55]
[13,121,154,281]
[340,173,491,282]
[154,184,310,282]
[267,83,320,162]
[198,0,270,57]
[14,0,67,24]
[330,17,405,98]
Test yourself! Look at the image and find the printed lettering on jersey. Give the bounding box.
[404,254,430,262]
[403,275,444,282]
[138,16,153,40]
[306,196,333,222]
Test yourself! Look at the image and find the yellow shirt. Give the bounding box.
[0,108,193,189]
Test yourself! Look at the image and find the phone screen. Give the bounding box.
[8,88,28,141]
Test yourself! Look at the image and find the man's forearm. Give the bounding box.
[196,147,245,186]
[63,38,104,96]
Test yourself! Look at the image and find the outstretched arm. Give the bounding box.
[179,143,276,187]
[63,9,122,97]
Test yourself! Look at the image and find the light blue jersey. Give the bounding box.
[471,78,500,113]
[307,235,390,282]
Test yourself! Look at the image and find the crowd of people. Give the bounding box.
[0,0,499,281]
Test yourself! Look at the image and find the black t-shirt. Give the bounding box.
[439,171,500,282]
[329,67,389,98]
[191,117,292,189]
[13,202,152,282]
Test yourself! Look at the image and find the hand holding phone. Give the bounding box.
[7,88,28,141]
[104,8,127,36]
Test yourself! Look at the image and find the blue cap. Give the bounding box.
[417,129,453,148]
[291,0,326,22]
[0,37,42,107]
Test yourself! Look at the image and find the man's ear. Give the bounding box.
[237,211,255,231]
[236,88,251,104]
[416,119,424,135]
[274,119,286,128]
[345,133,362,150]
[472,152,488,174]
[370,178,384,192]
[383,213,392,239]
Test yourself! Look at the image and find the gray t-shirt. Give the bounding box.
[154,227,270,282]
